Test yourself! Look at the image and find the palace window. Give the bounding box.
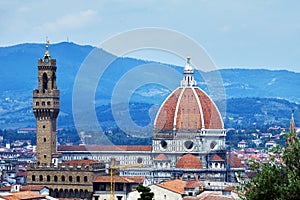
[84,176,88,182]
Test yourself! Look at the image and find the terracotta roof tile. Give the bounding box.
[175,154,202,169]
[20,185,45,191]
[185,180,203,189]
[154,154,169,161]
[210,154,224,161]
[226,152,243,168]
[62,159,100,166]
[0,191,45,200]
[154,87,223,131]
[156,179,185,194]
[93,175,144,183]
[0,186,11,191]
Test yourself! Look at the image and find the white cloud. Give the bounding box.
[33,9,97,32]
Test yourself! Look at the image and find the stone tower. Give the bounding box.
[33,42,59,165]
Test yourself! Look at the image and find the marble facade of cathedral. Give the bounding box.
[26,43,244,199]
[58,57,244,184]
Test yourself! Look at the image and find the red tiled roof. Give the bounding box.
[16,172,27,177]
[183,197,200,200]
[226,152,243,168]
[93,175,144,183]
[154,87,223,131]
[175,154,202,169]
[185,180,203,189]
[154,154,169,161]
[210,154,224,162]
[0,186,45,192]
[62,159,100,166]
[1,191,45,200]
[58,145,151,152]
[156,179,185,194]
[20,185,45,191]
[0,186,11,191]
[223,186,234,191]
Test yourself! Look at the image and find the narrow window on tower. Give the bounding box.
[42,73,48,92]
[36,102,39,106]
[44,138,46,142]
[52,72,56,89]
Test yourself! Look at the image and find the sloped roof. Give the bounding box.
[93,175,144,183]
[226,153,243,168]
[185,180,203,189]
[154,87,224,131]
[210,154,224,162]
[62,159,100,166]
[156,179,185,194]
[0,191,45,200]
[175,154,202,169]
[154,154,169,161]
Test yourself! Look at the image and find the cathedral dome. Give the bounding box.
[154,57,223,132]
[175,154,202,169]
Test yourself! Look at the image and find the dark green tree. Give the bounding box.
[239,133,300,200]
[136,184,154,200]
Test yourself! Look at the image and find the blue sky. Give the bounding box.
[1,0,299,72]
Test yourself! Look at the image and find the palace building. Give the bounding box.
[26,43,244,200]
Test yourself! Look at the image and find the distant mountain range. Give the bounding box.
[0,42,299,130]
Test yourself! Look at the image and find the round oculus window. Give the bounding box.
[137,157,143,164]
[184,140,194,149]
[160,140,167,149]
[210,141,217,149]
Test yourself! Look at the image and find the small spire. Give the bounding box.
[44,37,51,60]
[187,56,191,64]
[290,109,295,135]
[287,109,296,145]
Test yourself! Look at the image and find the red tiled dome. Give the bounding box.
[175,154,202,169]
[154,87,223,131]
[154,153,169,161]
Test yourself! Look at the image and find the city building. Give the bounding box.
[26,43,244,199]
[58,56,244,185]
[26,42,107,199]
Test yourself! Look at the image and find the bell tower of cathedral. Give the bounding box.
[33,41,60,165]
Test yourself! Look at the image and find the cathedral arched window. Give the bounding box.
[47,175,50,182]
[32,175,36,181]
[76,176,80,182]
[69,176,73,182]
[42,73,48,92]
[54,175,58,182]
[61,175,65,182]
[39,175,43,181]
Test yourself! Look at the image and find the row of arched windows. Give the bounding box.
[31,174,88,183]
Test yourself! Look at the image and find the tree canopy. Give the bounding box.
[136,184,154,200]
[239,133,300,200]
